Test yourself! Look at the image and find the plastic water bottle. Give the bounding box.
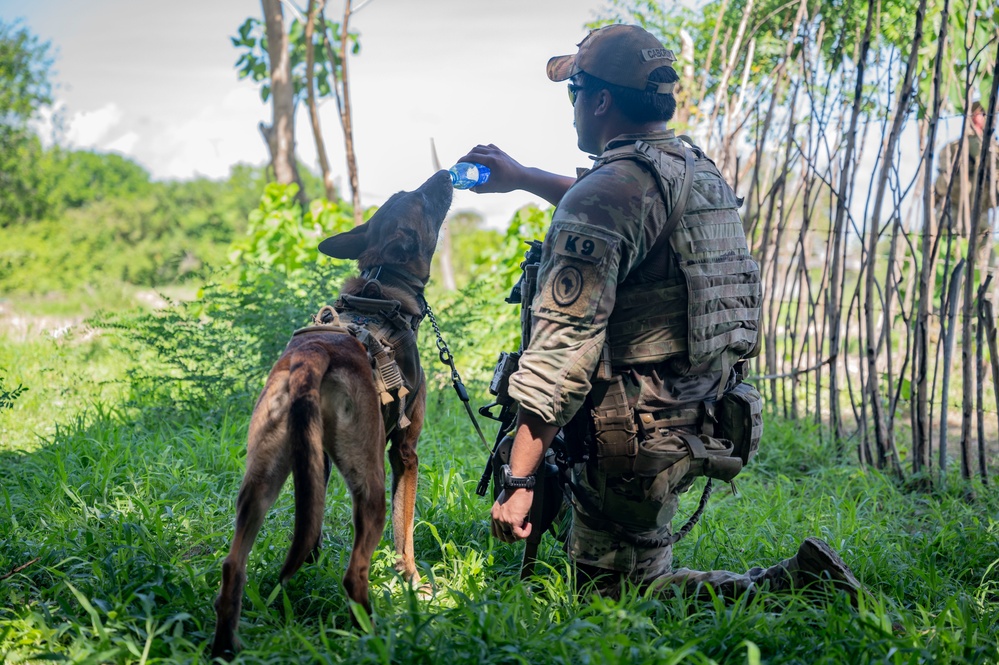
[449,162,490,189]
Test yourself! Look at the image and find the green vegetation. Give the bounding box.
[2,255,998,662]
[2,8,998,664]
[1,184,997,663]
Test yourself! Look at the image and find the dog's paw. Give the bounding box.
[416,581,434,601]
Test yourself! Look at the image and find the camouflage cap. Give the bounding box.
[547,24,677,94]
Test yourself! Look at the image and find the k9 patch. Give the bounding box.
[536,225,620,324]
[554,229,607,263]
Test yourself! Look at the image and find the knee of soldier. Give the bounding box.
[574,562,623,601]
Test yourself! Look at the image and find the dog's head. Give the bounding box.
[318,170,453,283]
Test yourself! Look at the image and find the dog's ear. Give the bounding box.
[318,222,369,259]
[382,229,418,264]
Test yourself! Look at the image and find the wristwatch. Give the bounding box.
[499,464,536,490]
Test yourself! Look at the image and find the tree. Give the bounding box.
[233,1,363,222]
[0,20,53,226]
[259,0,305,203]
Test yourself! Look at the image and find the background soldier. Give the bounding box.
[934,100,999,268]
[460,24,864,603]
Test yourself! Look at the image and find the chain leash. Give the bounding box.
[425,303,493,453]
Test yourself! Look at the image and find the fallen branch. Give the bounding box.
[0,557,39,581]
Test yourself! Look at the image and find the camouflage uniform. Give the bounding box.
[933,130,999,266]
[507,129,768,594]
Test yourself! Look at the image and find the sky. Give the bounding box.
[0,0,977,231]
[2,0,613,228]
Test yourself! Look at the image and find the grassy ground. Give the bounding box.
[1,303,998,664]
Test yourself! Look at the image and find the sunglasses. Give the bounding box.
[567,83,586,105]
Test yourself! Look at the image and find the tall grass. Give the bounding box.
[1,275,997,664]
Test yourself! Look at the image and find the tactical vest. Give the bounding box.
[574,138,763,482]
[590,138,762,378]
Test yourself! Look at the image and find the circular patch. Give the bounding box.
[552,266,584,307]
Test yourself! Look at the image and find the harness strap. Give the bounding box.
[636,140,695,280]
[292,303,416,431]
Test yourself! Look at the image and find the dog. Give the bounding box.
[211,171,453,659]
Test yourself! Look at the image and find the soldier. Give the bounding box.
[934,100,999,267]
[459,24,864,603]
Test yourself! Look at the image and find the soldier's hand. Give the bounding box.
[456,144,526,194]
[491,488,534,543]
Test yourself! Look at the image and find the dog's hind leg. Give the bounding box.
[388,381,425,583]
[325,371,387,616]
[213,375,293,660]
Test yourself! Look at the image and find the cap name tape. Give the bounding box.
[640,47,676,64]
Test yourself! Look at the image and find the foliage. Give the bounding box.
[95,262,353,414]
[37,148,155,213]
[0,160,268,297]
[427,205,553,385]
[591,0,992,121]
[0,374,25,410]
[232,14,360,105]
[2,304,999,662]
[0,19,53,226]
[229,182,355,287]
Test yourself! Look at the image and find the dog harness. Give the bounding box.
[290,268,426,434]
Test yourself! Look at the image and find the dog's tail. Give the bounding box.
[279,343,331,585]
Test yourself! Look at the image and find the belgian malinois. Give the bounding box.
[211,171,453,659]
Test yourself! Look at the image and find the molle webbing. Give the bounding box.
[600,138,762,370]
[588,375,638,475]
[608,281,687,365]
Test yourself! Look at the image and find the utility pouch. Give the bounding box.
[634,431,742,483]
[589,376,638,475]
[488,351,520,403]
[717,382,763,465]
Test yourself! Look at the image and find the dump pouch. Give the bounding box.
[717,381,763,465]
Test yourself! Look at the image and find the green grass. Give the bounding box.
[1,306,998,664]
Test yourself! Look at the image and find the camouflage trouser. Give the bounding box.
[567,460,781,600]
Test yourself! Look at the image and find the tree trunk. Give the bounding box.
[980,284,997,486]
[305,0,336,201]
[939,259,965,482]
[828,0,875,451]
[960,38,999,480]
[913,0,949,476]
[338,0,362,226]
[260,0,304,201]
[319,1,362,224]
[863,0,925,477]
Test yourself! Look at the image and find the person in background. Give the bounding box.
[934,100,999,267]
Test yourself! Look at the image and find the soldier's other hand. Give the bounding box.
[456,144,525,194]
[490,488,534,543]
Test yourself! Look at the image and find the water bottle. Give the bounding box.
[449,162,490,189]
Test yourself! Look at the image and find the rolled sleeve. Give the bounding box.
[508,318,606,425]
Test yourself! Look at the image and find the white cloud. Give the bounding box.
[142,87,269,180]
[104,131,140,155]
[65,103,124,148]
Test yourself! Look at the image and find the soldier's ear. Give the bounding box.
[319,222,369,259]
